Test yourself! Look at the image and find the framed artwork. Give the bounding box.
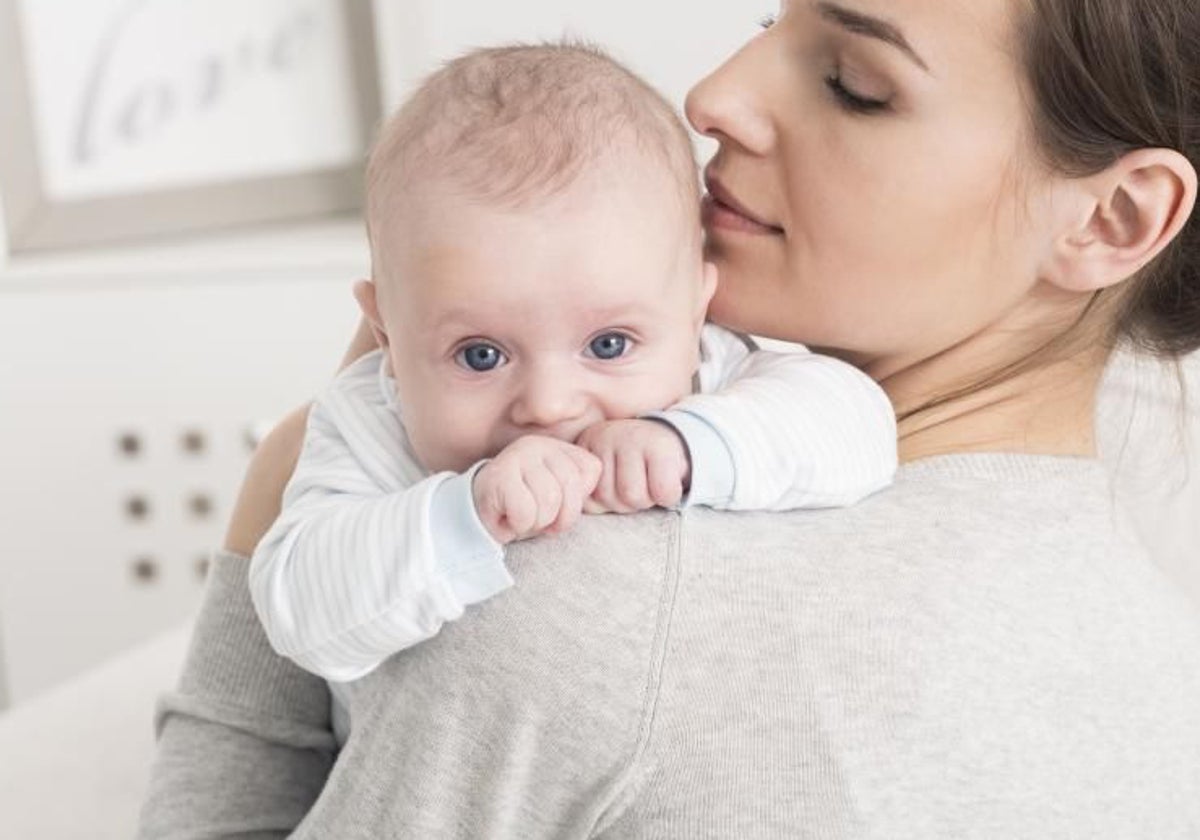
[0,0,382,253]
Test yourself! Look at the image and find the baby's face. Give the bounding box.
[372,175,714,473]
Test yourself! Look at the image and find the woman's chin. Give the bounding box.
[705,283,772,336]
[706,287,829,349]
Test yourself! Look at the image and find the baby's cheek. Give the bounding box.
[415,416,487,473]
[618,374,692,418]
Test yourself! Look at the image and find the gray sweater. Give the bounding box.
[139,454,1200,839]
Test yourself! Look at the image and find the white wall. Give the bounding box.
[0,195,9,268]
[390,0,765,111]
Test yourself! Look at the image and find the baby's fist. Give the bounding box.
[472,435,602,544]
[575,419,691,513]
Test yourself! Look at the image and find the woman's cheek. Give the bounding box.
[705,247,789,335]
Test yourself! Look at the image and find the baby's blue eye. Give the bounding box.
[588,332,629,361]
[456,342,506,372]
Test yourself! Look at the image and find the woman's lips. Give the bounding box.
[701,178,784,236]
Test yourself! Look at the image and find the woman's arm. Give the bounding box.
[138,318,376,839]
[223,404,311,558]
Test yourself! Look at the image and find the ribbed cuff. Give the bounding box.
[430,465,513,605]
[646,409,737,508]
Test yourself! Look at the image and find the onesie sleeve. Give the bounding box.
[248,353,510,682]
[653,325,897,510]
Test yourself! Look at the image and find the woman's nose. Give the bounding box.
[685,43,777,156]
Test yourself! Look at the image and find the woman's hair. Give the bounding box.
[1021,0,1200,358]
[899,0,1197,425]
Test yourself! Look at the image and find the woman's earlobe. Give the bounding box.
[1047,148,1197,294]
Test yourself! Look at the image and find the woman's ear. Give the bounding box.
[1045,148,1197,293]
[352,279,392,349]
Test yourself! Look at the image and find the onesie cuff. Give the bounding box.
[430,463,513,605]
[646,409,736,508]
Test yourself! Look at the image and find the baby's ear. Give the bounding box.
[353,279,391,349]
[695,261,719,326]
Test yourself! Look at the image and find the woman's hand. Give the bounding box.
[222,314,378,557]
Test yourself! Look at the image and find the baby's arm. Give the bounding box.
[579,327,897,512]
[249,393,511,682]
[662,327,897,509]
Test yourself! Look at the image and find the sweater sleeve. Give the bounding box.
[654,326,898,510]
[137,551,337,840]
[249,387,510,683]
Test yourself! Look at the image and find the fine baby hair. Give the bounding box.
[364,41,701,278]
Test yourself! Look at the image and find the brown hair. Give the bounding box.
[900,0,1198,425]
[1021,0,1200,358]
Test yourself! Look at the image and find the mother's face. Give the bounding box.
[687,0,1049,369]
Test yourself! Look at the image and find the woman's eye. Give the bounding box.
[826,75,891,114]
[587,332,630,361]
[455,342,507,372]
[758,14,777,30]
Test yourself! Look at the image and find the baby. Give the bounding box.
[250,44,896,739]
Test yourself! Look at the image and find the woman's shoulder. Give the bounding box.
[515,451,1165,603]
[691,452,1127,557]
[679,450,1198,651]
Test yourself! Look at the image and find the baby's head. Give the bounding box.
[357,43,715,472]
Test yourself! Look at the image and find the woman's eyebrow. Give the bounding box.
[816,2,931,73]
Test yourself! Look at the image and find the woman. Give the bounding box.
[140,1,1200,837]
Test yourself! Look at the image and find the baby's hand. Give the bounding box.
[575,419,691,514]
[472,435,602,544]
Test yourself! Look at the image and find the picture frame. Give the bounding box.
[0,0,382,254]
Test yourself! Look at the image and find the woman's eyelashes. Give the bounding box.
[825,72,892,114]
[755,13,893,115]
[758,11,892,115]
[455,341,507,372]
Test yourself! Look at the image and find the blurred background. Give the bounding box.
[0,2,1196,837]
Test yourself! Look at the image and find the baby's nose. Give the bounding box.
[511,371,589,435]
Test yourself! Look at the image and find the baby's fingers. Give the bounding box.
[588,446,630,513]
[581,497,610,515]
[646,448,687,508]
[562,444,603,494]
[614,445,653,511]
[496,474,539,538]
[544,453,588,533]
[519,462,564,536]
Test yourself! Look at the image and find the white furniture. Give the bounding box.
[0,220,366,707]
[0,625,189,840]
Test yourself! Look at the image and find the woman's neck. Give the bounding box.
[857,296,1111,464]
[885,354,1105,463]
